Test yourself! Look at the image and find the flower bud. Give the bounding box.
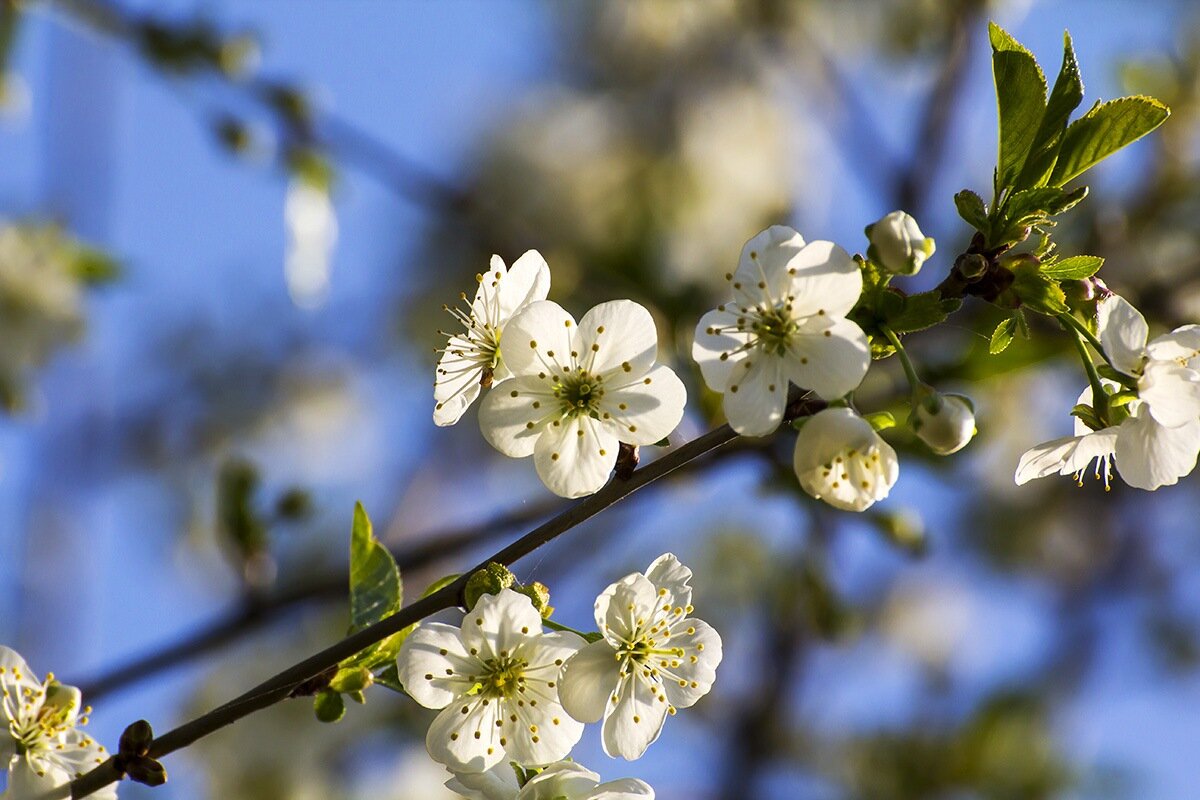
[513,581,553,619]
[866,211,936,276]
[910,392,975,455]
[463,562,516,610]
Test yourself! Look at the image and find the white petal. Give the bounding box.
[461,589,545,662]
[446,763,520,800]
[657,618,722,709]
[502,693,585,768]
[0,646,38,716]
[578,300,659,379]
[1114,408,1200,490]
[785,317,870,400]
[644,553,693,610]
[519,762,601,800]
[499,301,576,379]
[600,366,686,446]
[434,337,485,427]
[497,250,551,320]
[594,573,660,644]
[1146,324,1200,368]
[533,415,618,498]
[558,639,620,724]
[479,375,557,458]
[426,695,502,772]
[600,674,669,761]
[1098,295,1149,375]
[397,623,475,710]
[722,352,787,437]
[1139,359,1200,428]
[585,779,656,800]
[692,308,750,391]
[5,754,72,800]
[731,226,807,309]
[784,240,863,319]
[1015,436,1084,485]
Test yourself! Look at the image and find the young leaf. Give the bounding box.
[1017,31,1084,188]
[348,502,402,633]
[1009,264,1069,314]
[1050,96,1170,185]
[990,315,1020,354]
[887,292,962,335]
[314,691,345,724]
[954,189,989,231]
[1042,255,1104,280]
[989,23,1048,190]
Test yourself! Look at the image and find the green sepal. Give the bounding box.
[1070,403,1103,432]
[863,411,897,432]
[1096,364,1138,389]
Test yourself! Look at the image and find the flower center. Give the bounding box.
[479,656,527,699]
[553,370,604,416]
[750,305,798,354]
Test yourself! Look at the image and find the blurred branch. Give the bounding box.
[46,0,471,212]
[894,5,979,217]
[74,496,565,701]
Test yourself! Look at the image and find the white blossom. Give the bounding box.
[1098,294,1200,428]
[478,299,686,499]
[0,647,115,800]
[793,407,899,512]
[558,554,721,761]
[910,393,976,456]
[435,251,552,427]
[446,760,653,800]
[692,226,870,437]
[396,590,584,773]
[865,210,935,276]
[1015,385,1200,491]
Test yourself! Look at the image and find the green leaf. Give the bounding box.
[1017,31,1084,188]
[1049,96,1170,185]
[349,502,402,633]
[990,315,1019,354]
[954,189,989,231]
[1042,255,1104,280]
[313,691,345,724]
[989,22,1048,190]
[886,292,962,335]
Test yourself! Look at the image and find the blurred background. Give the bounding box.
[3,1,1200,798]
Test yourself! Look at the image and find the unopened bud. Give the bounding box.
[463,562,516,610]
[955,252,990,280]
[910,392,976,455]
[513,582,553,619]
[866,211,936,276]
[329,667,373,694]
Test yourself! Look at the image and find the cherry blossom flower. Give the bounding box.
[0,647,115,800]
[1015,385,1200,491]
[558,554,721,761]
[793,408,900,511]
[435,251,552,427]
[478,299,686,498]
[865,210,935,276]
[396,590,584,773]
[692,226,869,437]
[446,760,653,800]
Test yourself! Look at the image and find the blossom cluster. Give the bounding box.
[396,554,722,799]
[433,213,971,513]
[0,647,115,800]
